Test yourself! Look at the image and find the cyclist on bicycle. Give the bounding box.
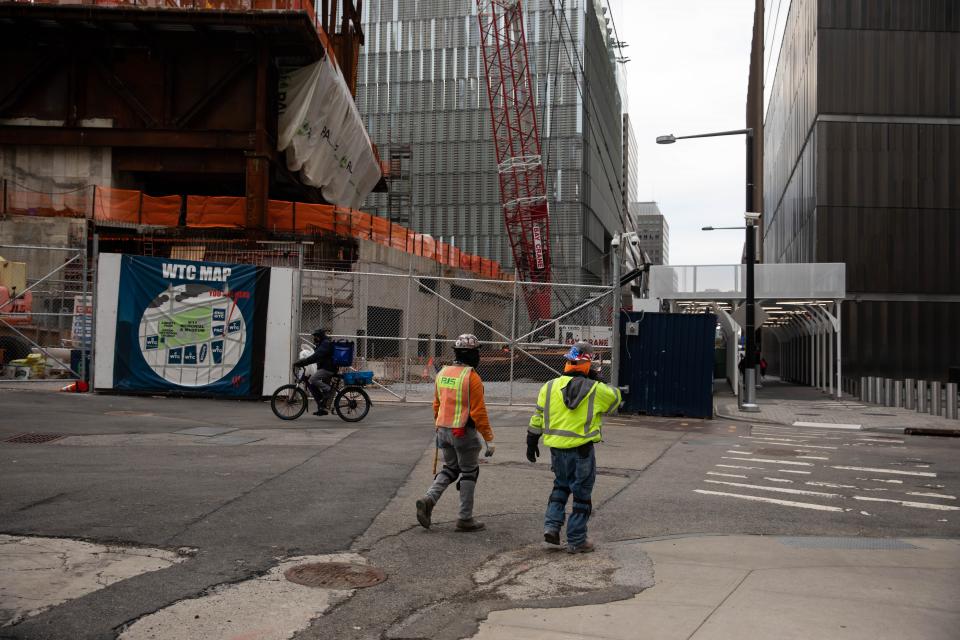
[294,328,339,417]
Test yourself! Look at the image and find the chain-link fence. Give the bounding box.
[0,240,91,384]
[298,268,616,405]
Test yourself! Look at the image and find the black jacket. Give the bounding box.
[296,339,337,373]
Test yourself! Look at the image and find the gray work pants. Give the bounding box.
[426,426,482,521]
[308,370,334,408]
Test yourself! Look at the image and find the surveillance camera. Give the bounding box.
[629,236,639,246]
[744,212,761,221]
[611,235,621,247]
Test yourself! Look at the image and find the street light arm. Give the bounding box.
[674,128,753,141]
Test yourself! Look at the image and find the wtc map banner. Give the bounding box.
[110,255,271,397]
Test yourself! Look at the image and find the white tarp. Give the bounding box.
[278,57,381,209]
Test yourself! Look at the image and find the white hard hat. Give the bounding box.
[454,333,480,349]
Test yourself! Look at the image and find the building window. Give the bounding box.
[418,278,438,295]
[367,306,403,358]
[451,284,472,301]
[435,333,446,358]
[417,333,431,357]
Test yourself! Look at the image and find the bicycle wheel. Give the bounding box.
[271,384,308,420]
[334,386,371,422]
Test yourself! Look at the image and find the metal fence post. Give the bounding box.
[905,378,915,410]
[401,258,414,402]
[947,383,958,420]
[508,279,517,406]
[292,243,304,384]
[90,232,99,389]
[610,241,621,390]
[80,231,88,384]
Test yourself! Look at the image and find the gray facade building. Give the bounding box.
[357,0,625,284]
[629,201,669,265]
[758,0,960,380]
[622,113,639,224]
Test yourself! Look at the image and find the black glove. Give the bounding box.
[526,432,540,463]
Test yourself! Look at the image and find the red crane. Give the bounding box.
[476,0,551,320]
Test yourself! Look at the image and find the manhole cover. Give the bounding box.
[755,447,797,457]
[105,410,154,417]
[284,562,386,589]
[3,433,66,444]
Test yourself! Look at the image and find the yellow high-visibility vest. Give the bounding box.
[529,375,621,449]
[435,365,472,428]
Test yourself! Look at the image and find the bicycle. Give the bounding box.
[270,367,373,422]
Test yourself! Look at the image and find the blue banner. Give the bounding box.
[113,255,269,397]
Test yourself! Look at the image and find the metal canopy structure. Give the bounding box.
[646,263,846,399]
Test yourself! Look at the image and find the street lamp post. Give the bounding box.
[657,128,760,411]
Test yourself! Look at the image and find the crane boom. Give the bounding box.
[476,0,551,320]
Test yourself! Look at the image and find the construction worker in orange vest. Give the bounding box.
[416,333,495,532]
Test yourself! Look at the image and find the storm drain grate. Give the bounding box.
[777,537,917,550]
[284,562,386,589]
[3,433,66,444]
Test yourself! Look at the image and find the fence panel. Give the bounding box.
[0,242,91,386]
[297,267,615,406]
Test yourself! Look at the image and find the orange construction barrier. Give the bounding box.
[185,195,245,228]
[266,199,295,232]
[295,202,335,232]
[94,187,139,224]
[141,194,182,226]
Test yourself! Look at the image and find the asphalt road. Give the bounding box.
[1,387,958,639]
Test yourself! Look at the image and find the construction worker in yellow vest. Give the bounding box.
[416,333,495,532]
[527,341,621,553]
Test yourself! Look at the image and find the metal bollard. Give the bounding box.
[875,377,884,405]
[905,378,915,410]
[884,379,894,407]
[931,382,943,417]
[893,380,903,408]
[947,383,958,420]
[917,381,928,413]
[860,376,869,402]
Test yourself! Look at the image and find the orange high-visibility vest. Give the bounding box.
[434,365,472,428]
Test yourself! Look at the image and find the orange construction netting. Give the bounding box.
[185,195,245,228]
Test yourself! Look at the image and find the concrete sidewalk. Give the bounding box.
[715,379,960,434]
[470,534,960,640]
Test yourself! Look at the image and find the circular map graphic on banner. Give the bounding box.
[138,283,247,386]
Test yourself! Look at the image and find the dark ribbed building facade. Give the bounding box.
[757,0,960,381]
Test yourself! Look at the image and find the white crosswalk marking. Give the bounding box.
[723,456,813,466]
[694,489,844,512]
[703,479,838,498]
[707,471,748,479]
[779,470,812,475]
[906,492,956,500]
[832,465,936,477]
[853,496,960,511]
[764,477,794,483]
[716,464,768,470]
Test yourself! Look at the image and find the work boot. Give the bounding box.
[415,497,435,529]
[566,539,595,554]
[543,529,561,545]
[455,518,486,532]
[313,409,328,417]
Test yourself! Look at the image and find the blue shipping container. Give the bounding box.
[619,312,716,418]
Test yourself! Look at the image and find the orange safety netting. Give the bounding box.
[7,188,90,218]
[94,187,139,223]
[266,200,295,232]
[186,195,245,228]
[141,194,182,226]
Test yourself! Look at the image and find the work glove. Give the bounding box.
[526,432,540,463]
[484,440,496,457]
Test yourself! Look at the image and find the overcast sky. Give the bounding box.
[612,0,756,265]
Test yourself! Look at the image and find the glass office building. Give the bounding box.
[357,0,626,284]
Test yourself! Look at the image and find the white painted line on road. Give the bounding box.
[693,489,844,512]
[739,436,807,443]
[858,438,904,443]
[796,455,830,460]
[860,478,903,484]
[832,465,936,477]
[703,479,839,498]
[807,481,858,489]
[727,450,754,455]
[789,444,839,450]
[707,471,748,479]
[764,477,794,483]
[723,456,814,466]
[906,492,956,500]
[716,464,768,470]
[779,470,812,475]
[853,496,960,511]
[792,421,861,430]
